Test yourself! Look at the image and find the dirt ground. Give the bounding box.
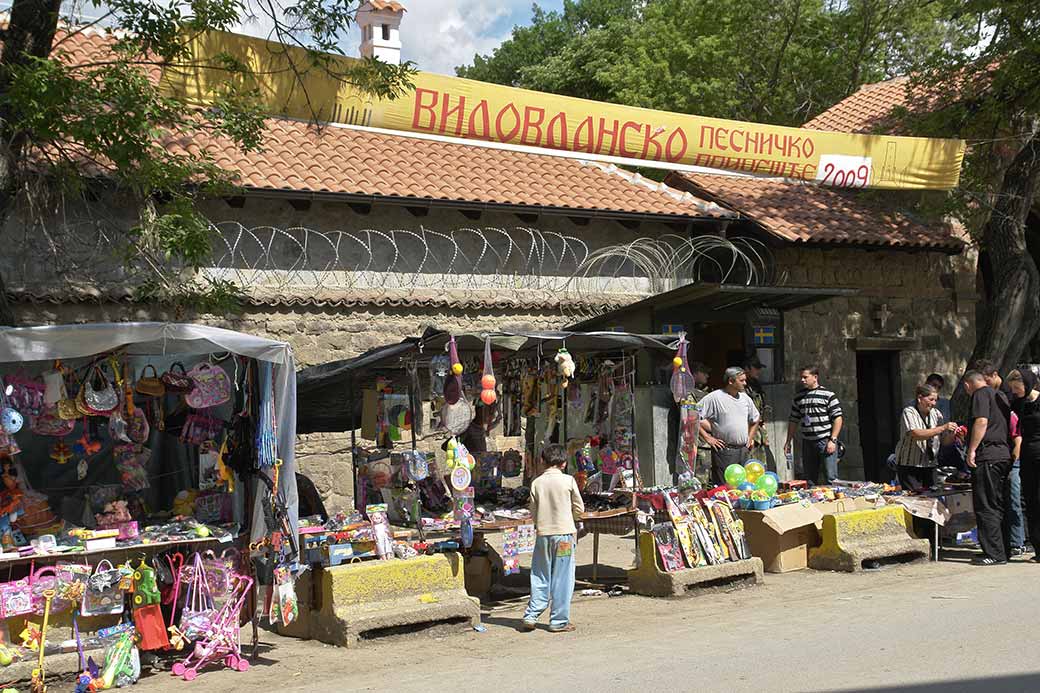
[10,534,1040,693]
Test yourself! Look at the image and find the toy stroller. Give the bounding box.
[171,573,253,681]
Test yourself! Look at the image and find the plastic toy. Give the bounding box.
[99,629,136,689]
[30,589,54,693]
[172,573,254,681]
[744,460,765,483]
[555,348,575,388]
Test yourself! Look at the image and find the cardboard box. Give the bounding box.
[736,503,823,573]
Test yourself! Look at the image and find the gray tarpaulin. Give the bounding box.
[0,322,298,543]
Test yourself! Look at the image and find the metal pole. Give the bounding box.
[349,372,358,513]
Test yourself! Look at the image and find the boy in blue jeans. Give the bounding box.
[520,444,585,633]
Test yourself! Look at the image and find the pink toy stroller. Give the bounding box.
[171,573,253,681]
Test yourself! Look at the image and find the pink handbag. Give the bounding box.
[31,404,75,437]
[185,364,231,409]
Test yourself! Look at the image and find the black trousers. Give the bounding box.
[971,458,1013,561]
[1020,457,1040,547]
[710,446,750,486]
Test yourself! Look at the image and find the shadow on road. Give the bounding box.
[823,673,1040,692]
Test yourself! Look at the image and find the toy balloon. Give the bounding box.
[745,460,765,483]
[480,388,497,405]
[765,471,780,484]
[755,473,778,496]
[481,374,497,390]
[724,463,747,488]
[737,481,756,493]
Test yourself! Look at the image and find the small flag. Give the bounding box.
[753,326,776,346]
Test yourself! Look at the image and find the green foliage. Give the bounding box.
[458,0,974,127]
[0,0,414,313]
[899,0,1040,233]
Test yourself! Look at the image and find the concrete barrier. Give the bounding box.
[277,553,481,647]
[809,505,930,572]
[627,532,763,598]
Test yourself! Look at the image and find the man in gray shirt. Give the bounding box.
[698,367,761,486]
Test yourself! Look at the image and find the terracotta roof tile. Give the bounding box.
[667,171,962,251]
[802,77,910,134]
[187,118,732,219]
[36,27,731,221]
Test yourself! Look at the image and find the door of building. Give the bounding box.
[856,350,902,481]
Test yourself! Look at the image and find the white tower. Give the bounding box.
[358,1,406,66]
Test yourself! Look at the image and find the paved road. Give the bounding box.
[127,546,1040,693]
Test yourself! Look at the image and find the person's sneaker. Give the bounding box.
[971,556,1007,566]
[518,620,536,632]
[1011,546,1025,557]
[548,623,576,633]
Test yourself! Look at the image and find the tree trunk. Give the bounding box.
[0,0,64,326]
[952,127,1040,418]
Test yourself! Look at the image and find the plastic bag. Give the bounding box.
[178,553,216,641]
[82,560,125,617]
[96,624,140,688]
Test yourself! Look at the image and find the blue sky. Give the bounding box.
[44,0,565,76]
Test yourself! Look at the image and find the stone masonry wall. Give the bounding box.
[775,245,977,478]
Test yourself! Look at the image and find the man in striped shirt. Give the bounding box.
[785,365,844,484]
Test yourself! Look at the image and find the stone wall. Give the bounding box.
[775,245,977,478]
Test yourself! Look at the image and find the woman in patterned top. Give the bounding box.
[894,383,959,491]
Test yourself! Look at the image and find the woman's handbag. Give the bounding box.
[161,362,194,394]
[185,364,232,409]
[81,365,119,416]
[135,365,165,398]
[81,560,125,617]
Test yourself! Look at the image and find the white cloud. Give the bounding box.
[398,1,521,75]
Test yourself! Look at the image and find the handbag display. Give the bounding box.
[185,363,231,409]
[56,370,82,420]
[161,362,194,393]
[135,365,165,398]
[81,365,118,416]
[4,374,45,417]
[31,405,75,437]
[82,559,126,617]
[0,578,32,619]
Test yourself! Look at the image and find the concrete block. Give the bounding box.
[277,554,480,647]
[809,505,929,573]
[627,532,764,598]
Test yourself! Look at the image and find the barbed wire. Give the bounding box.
[5,213,779,302]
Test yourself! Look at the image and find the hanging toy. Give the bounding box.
[555,348,575,388]
[73,425,101,457]
[670,334,696,404]
[49,440,72,465]
[480,336,498,405]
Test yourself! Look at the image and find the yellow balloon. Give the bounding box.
[745,460,765,483]
[672,357,683,367]
[451,363,463,375]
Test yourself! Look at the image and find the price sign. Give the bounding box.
[816,155,873,188]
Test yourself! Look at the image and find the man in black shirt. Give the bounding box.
[964,370,1014,565]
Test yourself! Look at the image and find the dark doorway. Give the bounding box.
[856,351,902,481]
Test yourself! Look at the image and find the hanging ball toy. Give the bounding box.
[673,356,683,368]
[481,374,497,390]
[480,388,497,405]
[451,362,464,375]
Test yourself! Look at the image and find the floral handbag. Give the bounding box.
[31,404,75,437]
[185,364,231,409]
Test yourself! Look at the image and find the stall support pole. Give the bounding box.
[408,374,424,543]
[349,373,359,513]
[592,531,599,583]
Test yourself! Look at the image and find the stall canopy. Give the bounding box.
[296,328,676,434]
[0,322,298,543]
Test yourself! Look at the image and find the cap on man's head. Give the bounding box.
[690,361,710,375]
[745,356,766,369]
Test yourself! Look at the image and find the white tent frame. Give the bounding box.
[0,322,298,543]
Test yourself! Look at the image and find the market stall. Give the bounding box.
[0,322,300,686]
[296,329,688,587]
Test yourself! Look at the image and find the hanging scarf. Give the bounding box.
[256,361,277,468]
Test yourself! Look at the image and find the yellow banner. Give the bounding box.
[161,31,965,190]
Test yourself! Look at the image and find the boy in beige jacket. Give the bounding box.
[519,444,585,633]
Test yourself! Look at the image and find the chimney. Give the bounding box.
[358,1,406,66]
